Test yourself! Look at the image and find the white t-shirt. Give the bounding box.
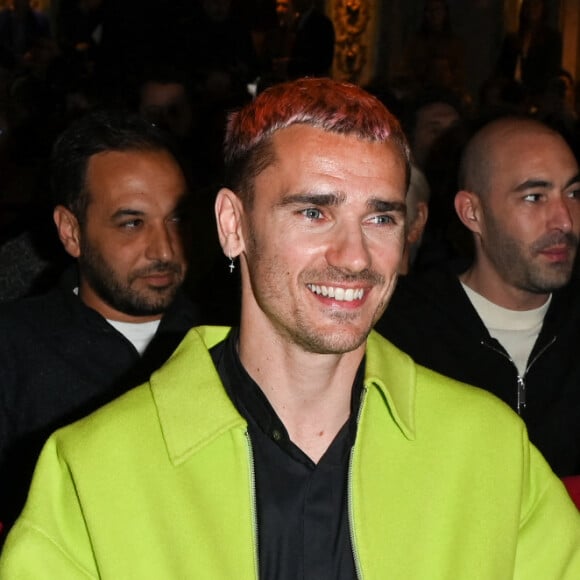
[107,319,161,355]
[73,286,161,355]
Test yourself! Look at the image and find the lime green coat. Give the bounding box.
[2,327,580,579]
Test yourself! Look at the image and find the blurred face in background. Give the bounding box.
[424,0,447,33]
[412,101,460,168]
[202,0,231,22]
[139,81,193,139]
[276,0,295,26]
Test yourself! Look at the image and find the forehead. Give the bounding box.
[255,124,407,200]
[85,149,185,209]
[488,129,578,189]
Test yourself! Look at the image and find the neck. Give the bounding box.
[238,318,364,463]
[459,264,550,311]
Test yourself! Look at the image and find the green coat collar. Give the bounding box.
[151,326,416,466]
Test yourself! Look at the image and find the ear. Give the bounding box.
[215,188,245,257]
[407,201,429,244]
[454,190,482,235]
[53,205,81,258]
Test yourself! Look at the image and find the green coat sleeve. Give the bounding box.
[0,436,98,579]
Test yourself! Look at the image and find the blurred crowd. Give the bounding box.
[0,0,578,302]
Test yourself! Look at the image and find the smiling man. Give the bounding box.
[0,111,200,537]
[377,117,580,477]
[2,81,580,578]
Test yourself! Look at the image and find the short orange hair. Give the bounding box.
[223,77,410,206]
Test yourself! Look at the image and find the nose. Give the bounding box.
[325,222,372,273]
[548,195,574,233]
[145,224,176,262]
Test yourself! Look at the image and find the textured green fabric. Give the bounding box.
[2,326,580,579]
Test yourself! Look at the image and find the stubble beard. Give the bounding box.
[483,210,578,295]
[244,227,389,355]
[79,239,184,317]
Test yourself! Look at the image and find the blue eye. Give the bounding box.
[371,215,394,225]
[302,208,322,220]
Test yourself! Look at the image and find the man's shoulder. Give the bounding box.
[0,285,68,331]
[366,331,518,422]
[376,265,477,340]
[51,326,238,457]
[159,291,204,330]
[413,358,516,416]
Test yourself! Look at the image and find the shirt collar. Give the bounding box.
[212,328,365,448]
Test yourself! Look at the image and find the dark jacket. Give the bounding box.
[375,266,580,477]
[0,268,200,532]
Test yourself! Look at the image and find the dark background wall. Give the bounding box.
[374,0,565,97]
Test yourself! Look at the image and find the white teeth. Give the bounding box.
[307,284,364,301]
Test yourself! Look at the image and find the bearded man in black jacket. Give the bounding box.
[377,117,580,477]
[0,111,202,537]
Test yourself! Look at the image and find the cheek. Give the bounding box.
[170,230,187,257]
[507,217,540,245]
[371,235,405,267]
[99,236,142,270]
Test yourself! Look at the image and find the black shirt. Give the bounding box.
[211,329,362,580]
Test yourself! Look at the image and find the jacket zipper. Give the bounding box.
[347,386,368,580]
[481,336,557,415]
[245,430,260,580]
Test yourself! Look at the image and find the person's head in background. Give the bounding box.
[275,0,295,27]
[202,0,232,23]
[51,110,190,322]
[455,116,580,309]
[406,89,462,170]
[136,67,195,140]
[519,0,546,31]
[420,0,451,35]
[400,164,430,275]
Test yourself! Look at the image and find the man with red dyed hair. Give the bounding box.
[2,78,580,578]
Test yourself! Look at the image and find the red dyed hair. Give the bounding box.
[223,77,410,206]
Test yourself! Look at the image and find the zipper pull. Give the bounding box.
[517,376,526,414]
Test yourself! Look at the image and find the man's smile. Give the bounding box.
[307,283,366,302]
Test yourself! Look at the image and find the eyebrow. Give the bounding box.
[277,192,346,207]
[109,198,190,221]
[372,199,407,215]
[513,173,580,192]
[514,179,551,192]
[111,208,146,220]
[566,173,580,188]
[278,192,406,215]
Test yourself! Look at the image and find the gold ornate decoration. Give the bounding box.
[333,0,371,82]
